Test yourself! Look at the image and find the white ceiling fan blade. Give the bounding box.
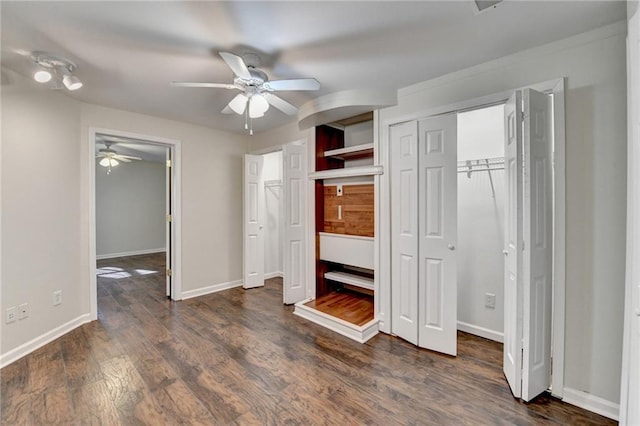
[263,78,320,92]
[222,93,248,114]
[96,153,107,158]
[115,156,132,163]
[219,52,251,80]
[115,154,142,161]
[263,93,298,115]
[171,81,238,89]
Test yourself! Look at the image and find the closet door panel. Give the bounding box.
[391,122,419,345]
[283,143,307,304]
[418,114,457,356]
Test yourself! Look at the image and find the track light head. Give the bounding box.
[63,74,83,91]
[34,70,52,83]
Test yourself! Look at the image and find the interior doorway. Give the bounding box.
[456,104,506,344]
[94,134,170,301]
[89,128,181,321]
[243,141,307,304]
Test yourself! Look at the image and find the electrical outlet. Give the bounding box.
[6,307,17,323]
[53,290,62,306]
[18,303,28,320]
[485,293,496,309]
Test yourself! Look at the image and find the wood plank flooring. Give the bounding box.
[304,290,374,326]
[1,253,615,425]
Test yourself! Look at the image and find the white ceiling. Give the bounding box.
[1,1,626,135]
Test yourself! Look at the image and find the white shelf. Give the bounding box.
[309,165,383,180]
[324,271,374,291]
[324,143,374,160]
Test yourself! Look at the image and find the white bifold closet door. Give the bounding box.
[243,154,265,289]
[391,114,458,356]
[503,88,553,402]
[282,143,307,304]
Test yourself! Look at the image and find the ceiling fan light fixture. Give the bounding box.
[249,94,269,118]
[63,74,83,91]
[34,69,52,83]
[99,157,119,167]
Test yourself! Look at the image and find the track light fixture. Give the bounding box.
[31,51,83,91]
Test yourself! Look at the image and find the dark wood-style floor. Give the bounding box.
[1,253,615,425]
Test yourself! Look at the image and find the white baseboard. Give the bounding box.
[96,248,165,260]
[562,387,619,421]
[457,321,504,343]
[265,271,283,279]
[0,314,92,368]
[181,279,243,300]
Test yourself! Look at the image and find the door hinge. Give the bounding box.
[166,269,172,277]
[166,159,172,168]
[166,214,172,222]
[521,111,525,121]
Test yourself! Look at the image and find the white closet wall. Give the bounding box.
[263,151,283,276]
[457,105,505,340]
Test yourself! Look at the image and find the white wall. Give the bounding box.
[80,104,248,298]
[1,68,249,363]
[263,151,282,276]
[457,105,505,339]
[1,69,86,359]
[380,22,627,406]
[96,159,166,258]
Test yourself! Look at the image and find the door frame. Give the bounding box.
[88,127,182,320]
[379,78,566,397]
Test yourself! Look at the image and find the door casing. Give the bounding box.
[88,127,182,318]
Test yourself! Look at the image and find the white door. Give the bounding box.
[244,154,265,289]
[521,88,553,401]
[503,91,524,397]
[283,143,307,304]
[503,89,553,401]
[165,148,172,298]
[391,121,419,344]
[417,114,458,356]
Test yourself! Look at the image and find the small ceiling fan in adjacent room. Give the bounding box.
[171,52,320,134]
[96,142,141,174]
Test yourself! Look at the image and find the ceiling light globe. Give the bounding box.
[229,94,248,115]
[34,70,52,83]
[63,75,83,90]
[249,94,269,118]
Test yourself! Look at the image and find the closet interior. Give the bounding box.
[456,104,505,343]
[294,112,381,342]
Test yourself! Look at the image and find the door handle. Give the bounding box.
[447,244,455,251]
[503,250,509,256]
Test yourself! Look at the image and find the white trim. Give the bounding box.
[181,279,243,300]
[309,165,383,180]
[89,127,182,314]
[562,387,620,421]
[96,248,165,260]
[550,78,567,398]
[0,314,92,368]
[457,321,503,343]
[379,78,566,397]
[265,271,284,279]
[293,299,379,343]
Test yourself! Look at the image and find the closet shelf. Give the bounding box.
[324,143,374,160]
[309,165,383,180]
[324,271,374,291]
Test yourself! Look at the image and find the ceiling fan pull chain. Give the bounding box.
[244,105,249,130]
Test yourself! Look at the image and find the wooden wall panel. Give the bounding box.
[323,184,374,237]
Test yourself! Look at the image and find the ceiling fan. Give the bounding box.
[171,52,320,133]
[96,142,141,173]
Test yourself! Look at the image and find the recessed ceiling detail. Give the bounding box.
[297,89,397,130]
